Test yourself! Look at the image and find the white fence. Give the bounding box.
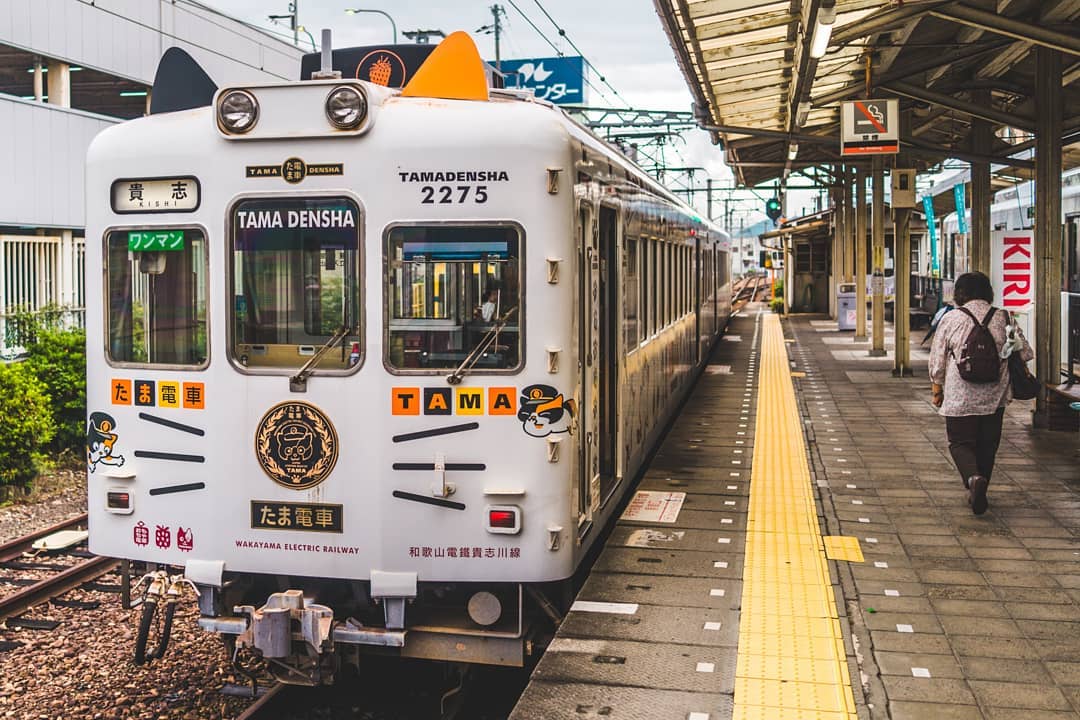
[0,233,85,352]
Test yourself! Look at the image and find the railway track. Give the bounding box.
[0,513,117,622]
[733,273,767,310]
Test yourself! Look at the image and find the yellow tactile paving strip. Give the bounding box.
[733,313,859,720]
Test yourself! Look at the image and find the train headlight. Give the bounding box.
[218,90,258,133]
[325,86,367,130]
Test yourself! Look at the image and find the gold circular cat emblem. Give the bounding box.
[255,401,338,490]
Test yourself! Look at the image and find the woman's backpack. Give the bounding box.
[953,306,1002,383]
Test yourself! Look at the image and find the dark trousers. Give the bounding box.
[945,408,1006,484]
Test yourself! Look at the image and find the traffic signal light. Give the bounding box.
[765,198,782,221]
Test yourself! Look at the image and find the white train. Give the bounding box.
[85,32,731,683]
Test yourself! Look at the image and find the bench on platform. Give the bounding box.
[909,293,938,330]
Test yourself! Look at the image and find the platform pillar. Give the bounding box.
[46,60,70,108]
[830,174,844,319]
[1034,47,1063,427]
[855,166,867,341]
[870,156,886,356]
[893,204,911,374]
[844,164,856,283]
[970,89,992,276]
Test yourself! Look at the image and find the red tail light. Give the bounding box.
[485,505,521,534]
[106,489,133,514]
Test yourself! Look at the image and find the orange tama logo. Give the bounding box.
[369,56,393,86]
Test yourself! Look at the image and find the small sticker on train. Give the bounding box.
[391,387,517,416]
[111,378,205,409]
[86,411,125,473]
[250,500,344,533]
[517,384,575,437]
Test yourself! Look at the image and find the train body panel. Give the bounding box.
[85,42,731,673]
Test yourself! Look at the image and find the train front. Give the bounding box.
[84,35,579,682]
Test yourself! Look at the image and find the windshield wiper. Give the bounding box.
[290,325,353,392]
[446,307,517,385]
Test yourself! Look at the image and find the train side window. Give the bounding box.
[639,237,649,342]
[624,237,639,349]
[105,227,208,368]
[385,224,522,372]
[229,196,362,372]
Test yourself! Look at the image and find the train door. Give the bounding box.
[598,205,619,503]
[694,236,702,362]
[577,205,601,532]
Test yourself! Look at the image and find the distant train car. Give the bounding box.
[85,32,731,684]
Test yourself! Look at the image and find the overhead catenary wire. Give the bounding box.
[503,0,613,105]
[529,0,631,107]
[73,0,296,80]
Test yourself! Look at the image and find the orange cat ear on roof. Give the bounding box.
[401,31,490,101]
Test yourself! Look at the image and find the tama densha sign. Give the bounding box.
[840,99,900,156]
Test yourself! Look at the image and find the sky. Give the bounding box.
[204,0,778,230]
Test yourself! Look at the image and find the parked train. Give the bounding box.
[85,32,731,683]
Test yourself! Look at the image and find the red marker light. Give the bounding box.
[107,492,130,509]
[489,510,516,528]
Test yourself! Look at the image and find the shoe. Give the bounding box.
[968,475,989,515]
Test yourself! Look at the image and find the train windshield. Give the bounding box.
[230,197,362,371]
[386,225,521,372]
[105,228,208,367]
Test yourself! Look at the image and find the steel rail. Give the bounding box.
[0,513,89,564]
[0,555,117,621]
[235,684,293,720]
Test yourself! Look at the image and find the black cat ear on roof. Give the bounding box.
[149,47,218,115]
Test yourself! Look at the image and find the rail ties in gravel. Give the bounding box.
[0,515,117,625]
[0,513,88,564]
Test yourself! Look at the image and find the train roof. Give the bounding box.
[135,31,727,242]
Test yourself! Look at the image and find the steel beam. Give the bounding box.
[832,2,949,46]
[882,81,1036,132]
[929,3,1080,57]
[1034,47,1064,426]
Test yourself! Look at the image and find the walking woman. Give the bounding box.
[928,271,1033,515]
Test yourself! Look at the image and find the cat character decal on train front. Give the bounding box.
[517,384,575,438]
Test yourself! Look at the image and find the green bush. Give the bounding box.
[770,297,785,314]
[0,362,56,486]
[24,326,86,454]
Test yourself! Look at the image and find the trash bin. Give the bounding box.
[837,282,857,330]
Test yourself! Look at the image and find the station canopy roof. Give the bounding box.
[654,0,1080,188]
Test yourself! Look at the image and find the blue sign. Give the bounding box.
[923,196,939,276]
[494,56,586,105]
[953,184,968,234]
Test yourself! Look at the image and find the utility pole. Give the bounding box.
[269,2,299,47]
[491,5,504,71]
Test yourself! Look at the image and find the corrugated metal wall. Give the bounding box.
[0,0,300,85]
[0,100,117,229]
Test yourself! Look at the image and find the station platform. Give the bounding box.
[510,308,1080,720]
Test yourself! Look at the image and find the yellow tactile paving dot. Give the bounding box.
[736,677,856,714]
[736,654,849,685]
[740,591,837,620]
[738,632,846,662]
[733,706,857,720]
[734,312,859,718]
[823,535,865,562]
